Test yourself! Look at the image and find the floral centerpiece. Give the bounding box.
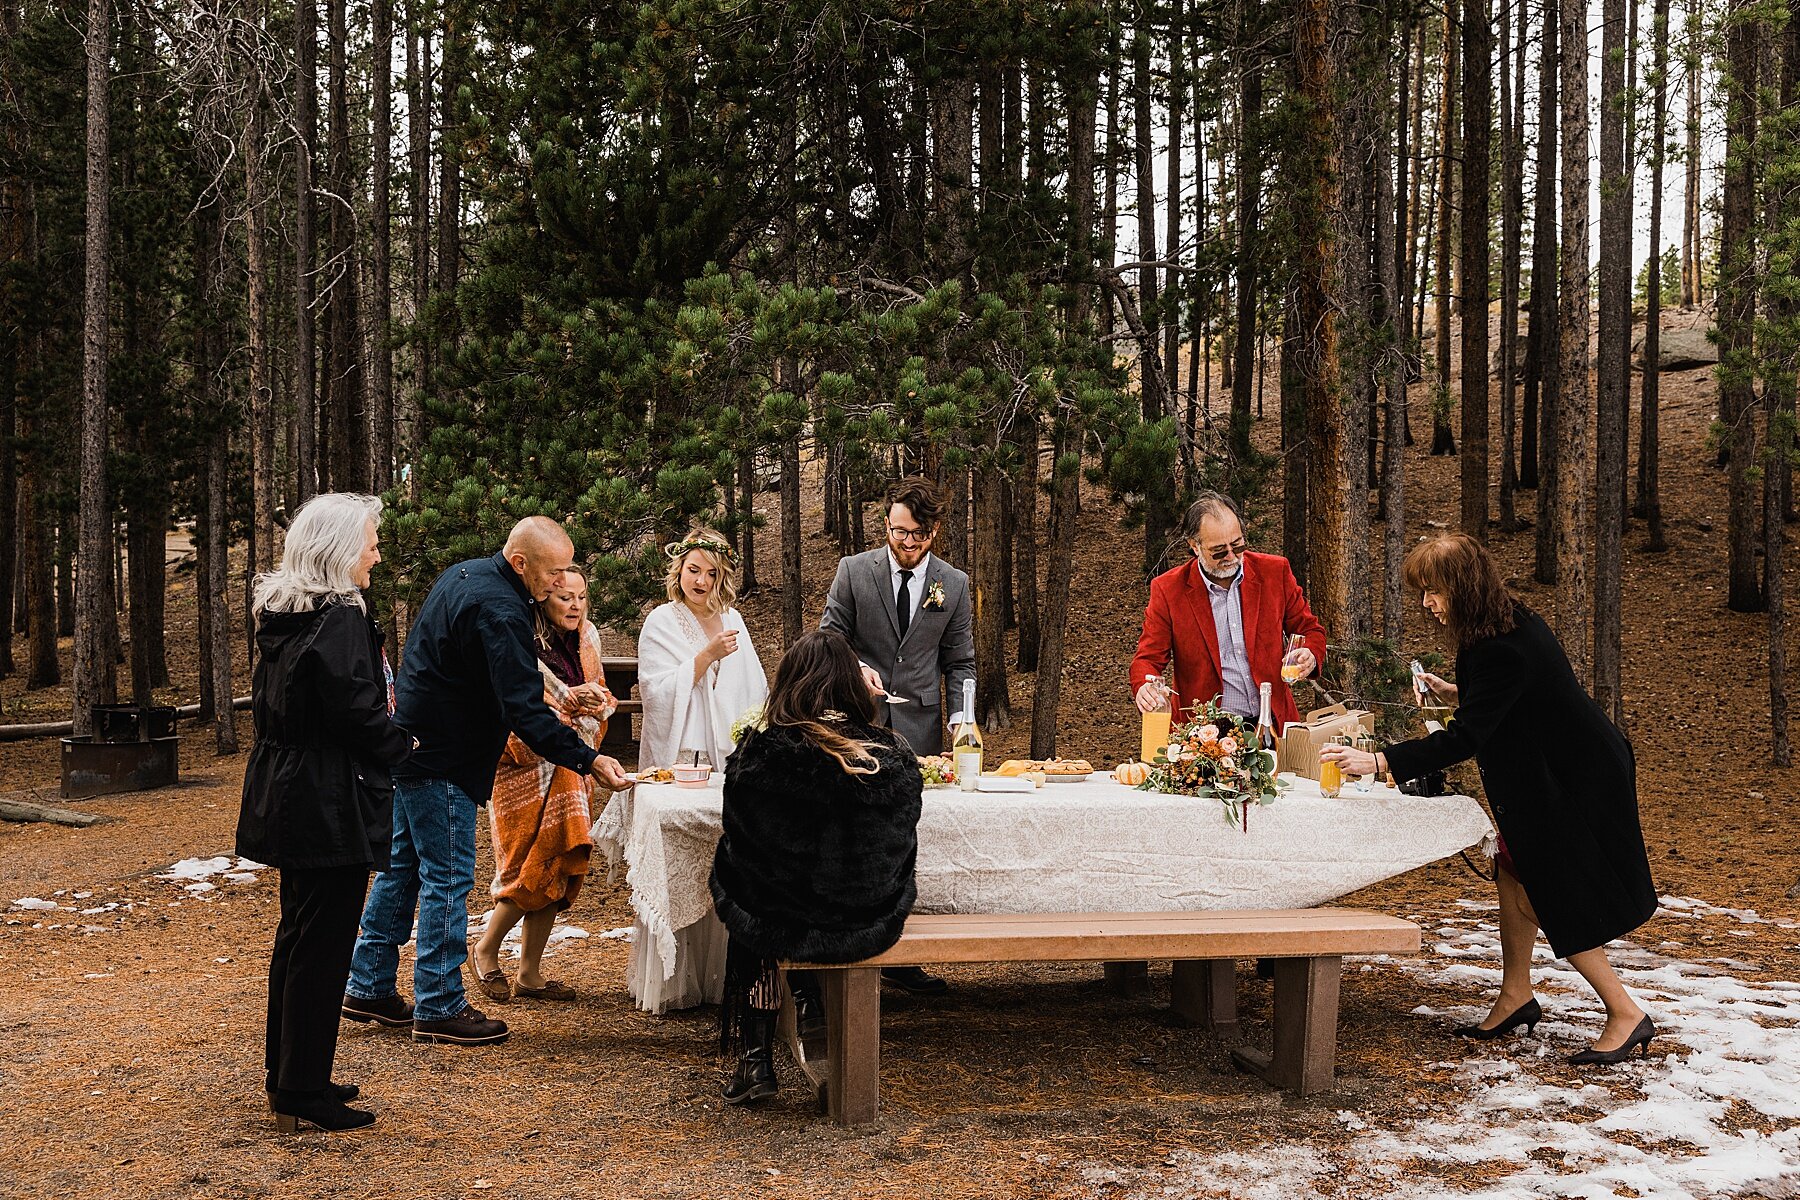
[1137,700,1288,828]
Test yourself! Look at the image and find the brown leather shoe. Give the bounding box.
[412,1005,510,1045]
[511,979,577,1001]
[341,992,414,1028]
[474,967,513,1004]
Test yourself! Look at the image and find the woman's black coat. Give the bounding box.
[1384,605,1657,958]
[709,722,923,964]
[236,600,414,870]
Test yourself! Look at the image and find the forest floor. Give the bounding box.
[2,308,1798,1199]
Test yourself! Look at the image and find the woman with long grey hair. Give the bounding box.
[236,492,413,1132]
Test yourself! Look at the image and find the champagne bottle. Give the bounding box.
[1253,681,1278,755]
[952,678,983,792]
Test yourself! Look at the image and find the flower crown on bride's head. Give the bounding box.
[665,536,735,564]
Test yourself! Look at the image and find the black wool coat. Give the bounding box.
[1384,606,1657,958]
[709,723,924,964]
[236,601,414,870]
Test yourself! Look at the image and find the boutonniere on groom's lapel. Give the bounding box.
[923,580,947,611]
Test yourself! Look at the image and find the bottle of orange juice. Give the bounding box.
[1140,676,1173,765]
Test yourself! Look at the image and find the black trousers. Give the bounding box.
[266,866,370,1094]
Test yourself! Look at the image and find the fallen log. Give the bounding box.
[0,795,112,827]
[0,696,251,743]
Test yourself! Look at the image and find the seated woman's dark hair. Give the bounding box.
[1402,533,1519,649]
[761,630,882,775]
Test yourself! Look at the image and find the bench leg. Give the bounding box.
[1102,960,1150,996]
[823,967,881,1125]
[1230,955,1341,1095]
[1170,959,1238,1038]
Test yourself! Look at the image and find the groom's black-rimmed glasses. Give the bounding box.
[887,522,933,544]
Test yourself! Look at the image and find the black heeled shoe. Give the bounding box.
[1453,997,1543,1040]
[265,1073,358,1110]
[270,1089,377,1133]
[1568,1015,1655,1065]
[723,1012,779,1106]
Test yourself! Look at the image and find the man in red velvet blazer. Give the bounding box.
[1129,492,1327,731]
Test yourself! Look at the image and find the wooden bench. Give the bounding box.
[781,908,1422,1125]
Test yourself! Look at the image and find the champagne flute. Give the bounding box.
[1280,634,1309,683]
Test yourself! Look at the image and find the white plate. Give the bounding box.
[1043,772,1094,784]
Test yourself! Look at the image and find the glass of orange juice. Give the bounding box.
[1318,735,1344,798]
[1280,634,1308,683]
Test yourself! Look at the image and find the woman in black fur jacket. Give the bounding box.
[708,629,923,1105]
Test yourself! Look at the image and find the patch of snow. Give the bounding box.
[158,856,264,896]
[11,898,59,912]
[1110,896,1800,1200]
[597,926,634,941]
[1658,894,1799,929]
[465,910,590,958]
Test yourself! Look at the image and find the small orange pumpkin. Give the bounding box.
[1114,761,1150,786]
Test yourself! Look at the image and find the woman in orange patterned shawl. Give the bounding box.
[470,567,616,1002]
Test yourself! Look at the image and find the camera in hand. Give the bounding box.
[1398,770,1451,797]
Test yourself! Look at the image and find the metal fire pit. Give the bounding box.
[60,704,181,800]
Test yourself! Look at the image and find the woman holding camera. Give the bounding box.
[1322,534,1657,1065]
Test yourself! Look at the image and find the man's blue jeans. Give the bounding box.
[347,777,477,1022]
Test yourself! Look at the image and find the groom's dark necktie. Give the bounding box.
[896,569,913,639]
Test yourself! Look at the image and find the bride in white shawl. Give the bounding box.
[626,528,767,1012]
[637,529,768,771]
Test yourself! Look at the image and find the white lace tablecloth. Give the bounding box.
[592,774,1493,1012]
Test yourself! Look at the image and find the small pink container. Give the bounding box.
[672,764,714,789]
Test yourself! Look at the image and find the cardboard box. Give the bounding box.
[1277,703,1376,780]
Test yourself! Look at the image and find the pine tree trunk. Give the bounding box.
[1133,20,1173,569]
[1230,13,1261,477]
[1377,15,1408,646]
[436,5,462,392]
[1164,0,1184,404]
[0,312,14,679]
[1281,291,1308,583]
[1432,7,1459,458]
[738,444,757,592]
[368,0,394,494]
[295,0,318,504]
[973,440,1011,730]
[75,0,116,737]
[1522,0,1556,494]
[207,421,236,754]
[1639,0,1670,551]
[1336,0,1378,658]
[1015,426,1040,672]
[245,84,275,574]
[1557,0,1594,681]
[1498,0,1522,533]
[1681,0,1702,308]
[1593,0,1631,718]
[780,436,802,650]
[1720,0,1762,612]
[1403,25,1427,389]
[407,0,431,453]
[1395,17,1415,381]
[1461,0,1492,535]
[326,0,365,491]
[1295,0,1347,640]
[1099,30,1119,345]
[1533,0,1562,582]
[22,443,58,688]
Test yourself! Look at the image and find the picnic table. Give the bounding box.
[593,772,1492,1014]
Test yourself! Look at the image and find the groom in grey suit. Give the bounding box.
[819,475,973,995]
[821,476,976,756]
